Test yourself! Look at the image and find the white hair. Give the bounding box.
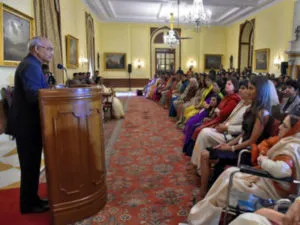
[28,36,44,51]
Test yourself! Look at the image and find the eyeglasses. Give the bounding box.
[38,45,54,52]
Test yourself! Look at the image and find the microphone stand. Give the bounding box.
[64,68,70,88]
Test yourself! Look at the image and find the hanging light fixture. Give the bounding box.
[163,13,179,48]
[186,0,212,32]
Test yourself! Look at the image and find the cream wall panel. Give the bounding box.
[131,25,150,78]
[199,27,227,72]
[181,28,201,72]
[99,23,131,78]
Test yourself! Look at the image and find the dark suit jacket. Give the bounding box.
[7,54,48,136]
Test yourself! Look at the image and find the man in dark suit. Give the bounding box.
[9,36,53,214]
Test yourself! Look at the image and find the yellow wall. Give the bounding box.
[0,0,34,86]
[225,0,294,74]
[0,0,295,88]
[98,23,227,78]
[60,0,101,80]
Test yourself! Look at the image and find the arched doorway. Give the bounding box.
[238,20,255,73]
[150,27,181,78]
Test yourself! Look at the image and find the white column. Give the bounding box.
[292,0,300,40]
[285,0,300,78]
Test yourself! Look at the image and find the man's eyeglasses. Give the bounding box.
[38,45,54,52]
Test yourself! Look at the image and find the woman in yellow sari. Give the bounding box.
[184,75,214,121]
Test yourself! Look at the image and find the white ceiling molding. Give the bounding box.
[83,0,281,26]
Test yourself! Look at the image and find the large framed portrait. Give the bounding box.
[204,54,223,70]
[104,53,126,70]
[0,3,34,66]
[66,34,79,68]
[254,48,270,72]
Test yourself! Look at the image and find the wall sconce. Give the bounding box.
[134,59,144,69]
[79,57,88,67]
[187,59,196,68]
[273,56,281,69]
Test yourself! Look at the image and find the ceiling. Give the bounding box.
[82,0,281,26]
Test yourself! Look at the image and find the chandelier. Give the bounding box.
[186,0,212,32]
[163,13,179,48]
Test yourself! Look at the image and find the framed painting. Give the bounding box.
[254,48,270,72]
[204,54,223,70]
[0,3,35,66]
[66,34,79,68]
[104,53,126,71]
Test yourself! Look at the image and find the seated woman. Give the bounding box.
[152,75,168,102]
[177,79,223,129]
[183,78,240,157]
[183,94,221,145]
[172,78,199,123]
[146,75,162,99]
[159,74,177,106]
[197,76,278,195]
[230,197,300,225]
[169,74,190,117]
[175,77,206,123]
[194,79,251,154]
[188,113,300,225]
[95,76,125,119]
[144,74,158,97]
[163,74,182,109]
[183,75,214,122]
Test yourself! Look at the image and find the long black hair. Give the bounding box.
[250,75,271,115]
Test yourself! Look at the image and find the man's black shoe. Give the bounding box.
[38,198,49,206]
[21,204,50,214]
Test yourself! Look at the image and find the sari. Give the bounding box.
[188,123,300,225]
[184,93,240,159]
[183,84,213,121]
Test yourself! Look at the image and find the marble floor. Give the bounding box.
[0,93,130,190]
[0,134,46,190]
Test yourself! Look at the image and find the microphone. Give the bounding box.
[57,64,70,87]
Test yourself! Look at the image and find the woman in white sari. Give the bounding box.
[96,76,125,119]
[187,113,300,225]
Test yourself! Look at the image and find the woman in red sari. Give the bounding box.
[183,78,240,156]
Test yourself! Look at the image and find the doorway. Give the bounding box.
[238,20,255,73]
[155,48,176,73]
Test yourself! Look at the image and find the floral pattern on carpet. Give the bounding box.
[75,97,201,225]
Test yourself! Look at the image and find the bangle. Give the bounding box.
[231,146,235,151]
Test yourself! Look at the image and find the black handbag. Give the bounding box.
[207,147,236,160]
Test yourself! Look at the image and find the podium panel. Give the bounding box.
[39,88,106,225]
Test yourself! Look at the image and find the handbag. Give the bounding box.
[207,147,236,160]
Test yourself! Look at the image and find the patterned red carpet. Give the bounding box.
[0,96,201,225]
[82,96,201,225]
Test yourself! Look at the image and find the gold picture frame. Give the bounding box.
[204,54,223,70]
[0,3,35,66]
[254,48,270,72]
[66,34,79,68]
[104,52,126,71]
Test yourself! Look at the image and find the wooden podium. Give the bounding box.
[38,88,107,225]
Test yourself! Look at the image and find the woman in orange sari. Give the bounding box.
[188,113,300,225]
